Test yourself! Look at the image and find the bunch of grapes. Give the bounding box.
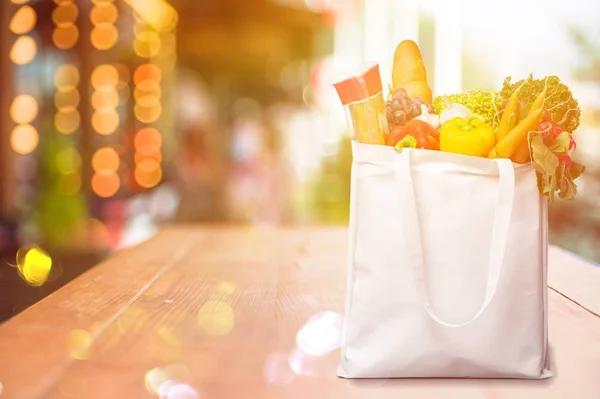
[385,88,434,128]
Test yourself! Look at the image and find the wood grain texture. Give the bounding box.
[0,227,598,399]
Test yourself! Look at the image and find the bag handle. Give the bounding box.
[394,150,515,328]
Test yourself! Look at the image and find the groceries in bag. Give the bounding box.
[333,39,585,201]
[332,64,389,145]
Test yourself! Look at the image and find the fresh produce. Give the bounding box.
[385,87,434,129]
[498,75,580,133]
[496,83,522,142]
[488,109,544,159]
[392,40,432,104]
[530,129,585,201]
[511,86,548,164]
[433,90,497,126]
[437,97,472,125]
[386,119,439,150]
[414,104,440,129]
[333,39,586,201]
[440,116,495,158]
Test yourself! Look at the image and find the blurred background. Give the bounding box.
[0,0,599,322]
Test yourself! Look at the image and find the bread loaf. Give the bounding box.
[392,40,432,104]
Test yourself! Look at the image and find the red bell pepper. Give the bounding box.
[385,119,439,150]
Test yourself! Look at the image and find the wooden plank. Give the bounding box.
[548,246,600,316]
[0,228,598,398]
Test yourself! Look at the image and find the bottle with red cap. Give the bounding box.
[333,64,389,145]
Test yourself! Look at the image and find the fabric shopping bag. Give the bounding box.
[338,141,552,379]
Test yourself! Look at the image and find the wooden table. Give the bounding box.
[0,227,599,399]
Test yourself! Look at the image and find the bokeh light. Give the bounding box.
[196,300,235,336]
[92,171,120,198]
[134,127,162,152]
[10,125,39,155]
[52,2,79,25]
[91,88,119,110]
[16,247,52,287]
[134,159,162,188]
[135,151,162,165]
[55,108,81,135]
[134,31,161,58]
[92,147,120,173]
[295,311,342,356]
[11,0,31,4]
[53,24,79,50]
[134,103,162,124]
[264,352,295,385]
[91,64,119,89]
[92,108,120,135]
[90,24,118,50]
[216,281,236,296]
[134,63,162,85]
[58,172,81,195]
[288,347,319,376]
[56,147,82,174]
[67,329,93,360]
[10,35,37,65]
[10,94,38,124]
[134,80,161,106]
[124,0,178,32]
[9,5,36,35]
[165,383,198,399]
[90,2,118,25]
[54,64,80,91]
[55,89,81,110]
[144,368,168,395]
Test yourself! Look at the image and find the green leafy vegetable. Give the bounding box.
[498,75,581,133]
[433,89,498,126]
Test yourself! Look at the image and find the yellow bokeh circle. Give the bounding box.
[10,35,37,65]
[91,3,118,25]
[134,31,161,58]
[90,24,118,51]
[55,108,81,135]
[9,5,37,35]
[54,64,80,91]
[10,94,38,125]
[92,108,120,135]
[91,64,119,89]
[92,171,120,198]
[53,24,79,50]
[91,88,119,110]
[17,247,52,287]
[54,89,81,111]
[135,160,162,188]
[52,2,79,26]
[10,125,39,155]
[134,103,162,124]
[92,147,120,173]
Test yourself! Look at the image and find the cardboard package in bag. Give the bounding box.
[338,142,552,379]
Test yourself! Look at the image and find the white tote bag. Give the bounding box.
[338,141,552,379]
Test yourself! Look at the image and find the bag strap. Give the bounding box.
[394,150,515,328]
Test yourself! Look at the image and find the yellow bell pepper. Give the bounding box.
[440,116,495,158]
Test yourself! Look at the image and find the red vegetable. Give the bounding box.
[386,119,439,150]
